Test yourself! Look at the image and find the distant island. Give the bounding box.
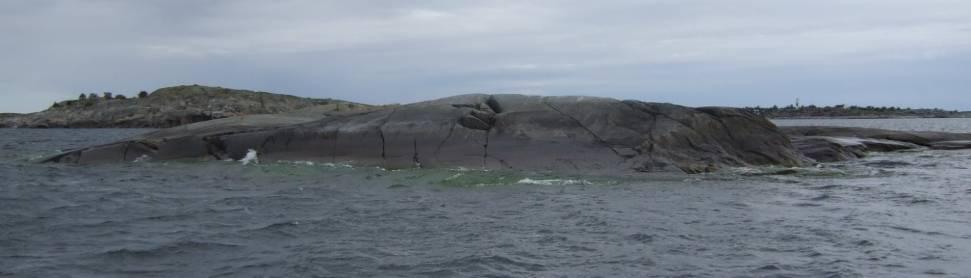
[0,85,375,128]
[744,104,970,119]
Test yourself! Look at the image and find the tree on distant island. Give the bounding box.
[88,93,98,101]
[138,91,148,98]
[745,103,961,118]
[103,92,112,99]
[114,94,127,100]
[79,94,87,101]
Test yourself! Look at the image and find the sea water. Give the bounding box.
[1,120,970,277]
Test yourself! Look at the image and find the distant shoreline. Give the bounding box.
[770,116,971,120]
[746,105,970,120]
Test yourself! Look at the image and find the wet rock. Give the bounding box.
[740,168,799,176]
[789,135,920,163]
[929,140,971,150]
[790,136,866,162]
[783,126,971,163]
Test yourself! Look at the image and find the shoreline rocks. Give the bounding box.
[782,126,971,162]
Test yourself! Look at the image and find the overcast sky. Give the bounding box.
[1,0,970,113]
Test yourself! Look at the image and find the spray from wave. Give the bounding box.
[240,149,259,165]
[516,178,592,186]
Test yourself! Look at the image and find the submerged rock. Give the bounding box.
[41,94,804,174]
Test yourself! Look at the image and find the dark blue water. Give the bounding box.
[2,126,970,277]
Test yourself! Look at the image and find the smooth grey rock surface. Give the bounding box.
[42,94,805,174]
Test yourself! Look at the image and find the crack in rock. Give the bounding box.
[543,99,623,158]
[122,142,132,161]
[483,129,490,168]
[377,108,398,161]
[434,121,457,158]
[412,138,421,168]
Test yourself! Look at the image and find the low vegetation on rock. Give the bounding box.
[0,85,373,128]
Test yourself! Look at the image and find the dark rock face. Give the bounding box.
[782,126,971,162]
[42,94,804,174]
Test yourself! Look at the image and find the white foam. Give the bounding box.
[444,173,464,181]
[269,161,355,168]
[240,149,259,165]
[517,178,591,186]
[277,160,315,166]
[449,166,490,172]
[133,154,152,163]
[318,162,355,168]
[730,167,762,175]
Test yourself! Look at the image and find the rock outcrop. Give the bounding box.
[0,85,372,128]
[0,113,21,128]
[782,126,971,162]
[41,94,805,174]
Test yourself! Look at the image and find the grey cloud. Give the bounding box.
[1,0,970,112]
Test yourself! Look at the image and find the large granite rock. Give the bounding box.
[42,94,804,174]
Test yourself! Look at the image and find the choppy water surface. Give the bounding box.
[2,123,971,277]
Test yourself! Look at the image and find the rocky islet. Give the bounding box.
[23,87,971,174]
